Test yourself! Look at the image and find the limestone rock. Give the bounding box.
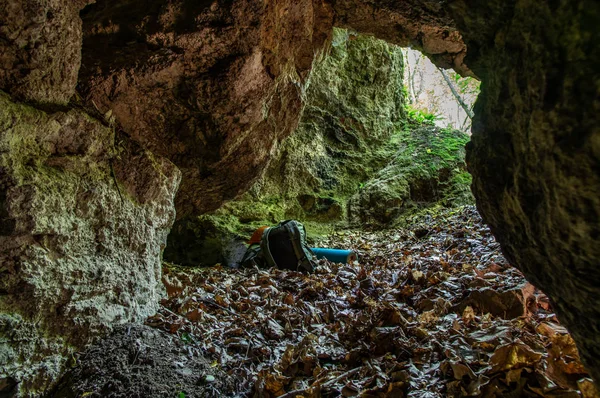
[164,28,410,264]
[447,0,600,382]
[348,126,472,226]
[0,92,181,395]
[78,0,334,217]
[76,0,470,219]
[332,0,471,76]
[0,0,92,104]
[242,27,407,224]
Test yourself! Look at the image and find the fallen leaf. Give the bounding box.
[490,342,542,373]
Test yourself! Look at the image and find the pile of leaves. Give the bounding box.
[148,207,598,397]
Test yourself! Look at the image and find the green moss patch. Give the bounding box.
[164,30,474,265]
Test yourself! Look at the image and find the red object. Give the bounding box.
[248,226,269,245]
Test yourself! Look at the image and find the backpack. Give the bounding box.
[241,220,317,273]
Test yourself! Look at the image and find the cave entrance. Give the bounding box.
[402,48,479,134]
[163,30,481,269]
[143,30,592,397]
[3,0,597,395]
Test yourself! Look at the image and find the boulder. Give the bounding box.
[0,0,93,104]
[0,92,180,395]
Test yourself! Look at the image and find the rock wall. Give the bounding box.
[450,0,600,382]
[0,0,92,104]
[0,93,181,395]
[78,0,334,217]
[332,0,471,76]
[0,1,181,394]
[76,0,469,219]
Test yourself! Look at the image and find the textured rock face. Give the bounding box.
[77,0,473,219]
[0,0,598,392]
[0,0,92,104]
[78,0,334,217]
[447,0,600,382]
[349,126,472,226]
[164,28,409,265]
[240,28,408,223]
[332,0,471,76]
[0,92,181,394]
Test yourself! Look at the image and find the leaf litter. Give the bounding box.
[148,207,598,397]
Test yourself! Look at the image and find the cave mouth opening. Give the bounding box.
[143,32,593,397]
[2,0,598,395]
[162,33,481,270]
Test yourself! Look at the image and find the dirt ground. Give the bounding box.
[51,324,235,398]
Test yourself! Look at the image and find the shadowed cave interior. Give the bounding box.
[0,0,599,397]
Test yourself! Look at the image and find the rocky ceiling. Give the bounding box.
[76,0,475,217]
[0,0,598,394]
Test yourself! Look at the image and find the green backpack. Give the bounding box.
[241,220,317,273]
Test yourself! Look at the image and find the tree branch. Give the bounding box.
[438,67,475,120]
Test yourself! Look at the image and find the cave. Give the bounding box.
[0,0,598,397]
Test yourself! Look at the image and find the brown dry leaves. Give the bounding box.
[147,207,595,397]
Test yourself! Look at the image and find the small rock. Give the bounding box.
[414,228,430,238]
[204,375,216,383]
[177,368,193,377]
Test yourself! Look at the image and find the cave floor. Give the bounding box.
[63,207,596,398]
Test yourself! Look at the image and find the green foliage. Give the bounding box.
[452,171,473,186]
[391,126,470,173]
[450,72,481,96]
[349,124,474,227]
[425,128,471,163]
[180,333,194,344]
[405,105,441,125]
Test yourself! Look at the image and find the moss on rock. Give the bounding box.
[0,91,181,395]
[164,29,473,265]
[349,125,472,226]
